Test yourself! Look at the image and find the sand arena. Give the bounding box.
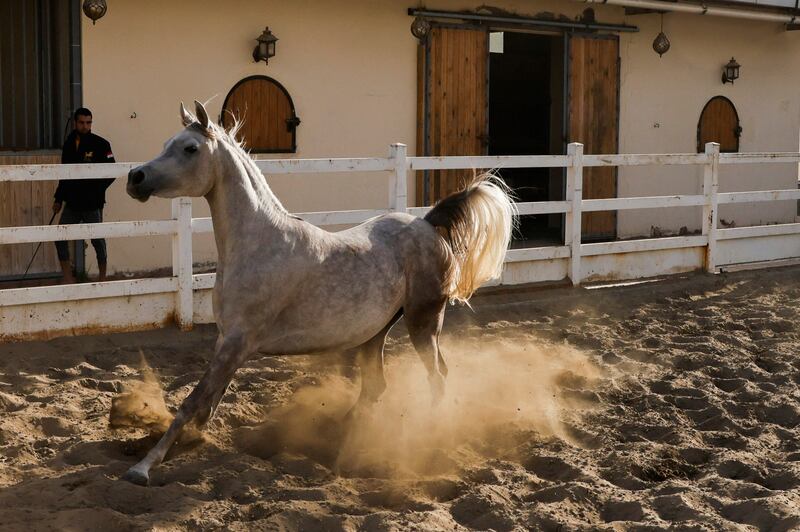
[1,267,799,530]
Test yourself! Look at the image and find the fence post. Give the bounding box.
[565,142,584,286]
[388,143,408,212]
[702,142,720,273]
[171,197,193,330]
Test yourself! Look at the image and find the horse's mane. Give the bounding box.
[183,106,291,216]
[188,116,245,152]
[180,100,246,151]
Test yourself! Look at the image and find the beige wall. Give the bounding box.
[81,0,799,275]
[83,0,423,274]
[617,11,800,238]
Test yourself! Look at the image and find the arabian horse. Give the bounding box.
[122,101,516,485]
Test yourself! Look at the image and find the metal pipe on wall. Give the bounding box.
[407,8,640,32]
[581,0,799,23]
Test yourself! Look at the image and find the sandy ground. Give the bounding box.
[1,267,800,531]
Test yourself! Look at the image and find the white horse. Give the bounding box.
[122,101,516,485]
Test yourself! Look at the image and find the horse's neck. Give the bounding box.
[205,146,291,268]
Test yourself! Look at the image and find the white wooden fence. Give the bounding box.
[2,141,800,341]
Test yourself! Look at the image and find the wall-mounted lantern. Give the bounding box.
[253,27,278,65]
[82,0,107,25]
[722,57,740,84]
[410,17,431,41]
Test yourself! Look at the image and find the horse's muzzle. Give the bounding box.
[126,167,154,202]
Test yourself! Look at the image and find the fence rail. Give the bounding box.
[3,141,800,339]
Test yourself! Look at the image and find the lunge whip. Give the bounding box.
[22,211,58,278]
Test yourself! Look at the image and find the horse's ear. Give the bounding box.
[194,100,210,130]
[179,102,193,127]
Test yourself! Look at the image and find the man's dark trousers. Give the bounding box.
[54,206,106,264]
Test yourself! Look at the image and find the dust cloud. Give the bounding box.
[109,352,173,434]
[235,339,602,478]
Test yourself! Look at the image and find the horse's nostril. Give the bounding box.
[130,170,145,186]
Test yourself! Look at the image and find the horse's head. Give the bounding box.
[127,100,219,202]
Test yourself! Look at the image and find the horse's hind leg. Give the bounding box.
[405,298,448,404]
[348,310,403,416]
[437,349,448,378]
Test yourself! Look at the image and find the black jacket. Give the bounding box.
[54,131,116,210]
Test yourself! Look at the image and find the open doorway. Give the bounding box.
[488,31,564,245]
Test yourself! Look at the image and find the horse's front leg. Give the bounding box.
[122,333,249,486]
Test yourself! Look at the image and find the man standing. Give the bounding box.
[53,107,116,283]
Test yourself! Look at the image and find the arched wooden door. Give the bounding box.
[697,96,740,153]
[221,76,300,153]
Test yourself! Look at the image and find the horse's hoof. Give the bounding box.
[429,379,446,407]
[430,386,446,407]
[122,468,149,486]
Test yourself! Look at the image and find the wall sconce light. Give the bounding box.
[253,27,278,65]
[722,57,740,84]
[82,0,107,25]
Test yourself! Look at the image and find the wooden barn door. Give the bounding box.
[568,34,619,241]
[418,26,488,206]
[697,96,740,153]
[0,155,61,280]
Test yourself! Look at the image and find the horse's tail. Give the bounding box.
[424,172,517,304]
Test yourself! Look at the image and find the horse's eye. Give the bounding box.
[185,145,198,154]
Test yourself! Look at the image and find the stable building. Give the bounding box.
[2,0,800,280]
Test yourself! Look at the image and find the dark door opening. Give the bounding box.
[489,31,564,245]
